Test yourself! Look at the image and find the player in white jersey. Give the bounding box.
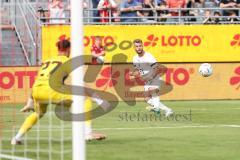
[129,39,173,117]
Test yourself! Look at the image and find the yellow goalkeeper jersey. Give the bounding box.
[33,55,70,87]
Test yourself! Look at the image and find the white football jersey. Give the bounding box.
[133,52,157,76]
[48,4,66,24]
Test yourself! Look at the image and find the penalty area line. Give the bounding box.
[0,153,34,160]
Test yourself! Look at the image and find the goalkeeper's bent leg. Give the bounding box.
[13,103,47,142]
[14,112,40,141]
[84,97,107,140]
[85,97,92,137]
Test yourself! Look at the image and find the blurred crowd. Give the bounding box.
[38,0,240,24]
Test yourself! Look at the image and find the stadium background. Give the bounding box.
[1,25,240,103]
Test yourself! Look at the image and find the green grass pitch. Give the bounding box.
[0,100,240,160]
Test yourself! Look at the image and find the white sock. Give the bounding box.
[158,101,172,112]
[15,132,24,141]
[84,124,92,136]
[91,93,110,111]
[26,98,34,107]
[84,123,93,140]
[146,98,153,106]
[147,96,171,112]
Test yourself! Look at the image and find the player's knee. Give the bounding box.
[57,100,73,107]
[37,112,46,118]
[144,96,150,102]
[148,87,156,92]
[144,90,152,100]
[148,88,159,95]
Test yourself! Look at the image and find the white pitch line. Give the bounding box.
[93,125,240,131]
[1,124,240,133]
[220,124,240,128]
[0,153,34,160]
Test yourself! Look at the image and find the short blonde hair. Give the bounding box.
[133,39,143,44]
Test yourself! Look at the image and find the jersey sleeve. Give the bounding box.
[132,56,138,69]
[147,53,157,67]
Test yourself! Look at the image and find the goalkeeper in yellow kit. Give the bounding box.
[11,39,107,145]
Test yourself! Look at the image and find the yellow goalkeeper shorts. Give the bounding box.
[32,85,72,114]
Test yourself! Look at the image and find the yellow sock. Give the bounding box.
[15,112,39,140]
[85,98,92,135]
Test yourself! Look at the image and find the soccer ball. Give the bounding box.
[96,56,104,64]
[199,63,213,77]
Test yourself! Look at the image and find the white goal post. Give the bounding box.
[71,0,85,160]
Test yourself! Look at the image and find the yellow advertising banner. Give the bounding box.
[42,25,240,63]
[85,63,240,100]
[0,67,38,104]
[0,63,239,104]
